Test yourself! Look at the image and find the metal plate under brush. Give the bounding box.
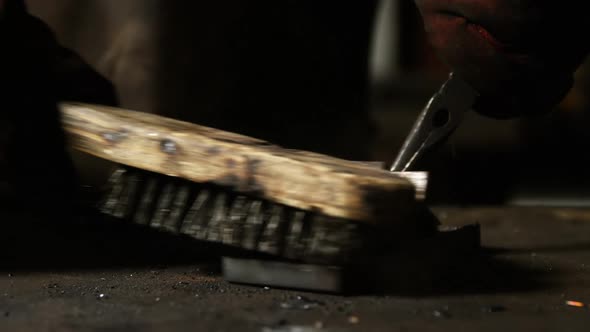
[222,223,480,294]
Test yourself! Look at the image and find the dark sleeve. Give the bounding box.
[0,5,117,210]
[53,45,119,106]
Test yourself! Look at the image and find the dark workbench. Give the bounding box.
[1,207,590,331]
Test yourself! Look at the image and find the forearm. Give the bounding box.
[414,0,590,118]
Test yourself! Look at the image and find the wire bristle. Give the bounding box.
[98,166,374,264]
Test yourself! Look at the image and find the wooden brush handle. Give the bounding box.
[59,102,418,224]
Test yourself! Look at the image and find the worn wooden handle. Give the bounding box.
[59,102,417,224]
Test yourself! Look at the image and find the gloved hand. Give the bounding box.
[414,0,590,118]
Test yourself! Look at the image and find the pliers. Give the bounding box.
[390,72,480,172]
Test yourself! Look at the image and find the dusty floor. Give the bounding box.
[1,207,590,331]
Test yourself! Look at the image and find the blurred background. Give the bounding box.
[26,0,590,207]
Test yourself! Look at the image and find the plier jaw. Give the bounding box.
[390,72,479,172]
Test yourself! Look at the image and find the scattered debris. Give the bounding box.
[481,305,506,313]
[262,326,321,332]
[280,296,324,310]
[566,300,585,308]
[171,281,191,290]
[274,319,288,327]
[433,309,451,319]
[262,319,323,332]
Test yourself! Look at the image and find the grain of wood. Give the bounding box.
[59,102,418,225]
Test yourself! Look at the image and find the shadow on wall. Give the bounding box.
[28,0,159,113]
[29,1,381,161]
[27,1,590,206]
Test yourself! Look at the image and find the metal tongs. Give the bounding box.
[390,72,479,172]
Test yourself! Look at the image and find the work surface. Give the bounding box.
[1,207,590,331]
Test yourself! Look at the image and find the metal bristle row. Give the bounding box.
[98,166,371,264]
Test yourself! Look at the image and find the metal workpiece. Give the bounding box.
[221,223,480,294]
[390,72,479,172]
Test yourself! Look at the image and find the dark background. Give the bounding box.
[26,0,590,207]
[2,3,590,331]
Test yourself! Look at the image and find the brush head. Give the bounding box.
[96,166,438,265]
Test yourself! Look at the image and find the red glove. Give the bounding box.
[414,0,589,118]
